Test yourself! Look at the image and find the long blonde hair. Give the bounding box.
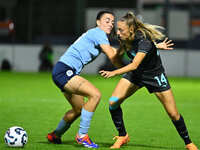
[121,12,165,41]
[118,12,165,51]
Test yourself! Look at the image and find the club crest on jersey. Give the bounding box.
[66,70,73,77]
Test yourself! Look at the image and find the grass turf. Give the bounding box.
[0,72,199,150]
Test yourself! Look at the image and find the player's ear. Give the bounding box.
[130,25,134,34]
[96,20,100,27]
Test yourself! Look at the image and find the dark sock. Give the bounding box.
[172,115,192,145]
[109,106,127,136]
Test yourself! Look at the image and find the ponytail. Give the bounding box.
[119,12,165,41]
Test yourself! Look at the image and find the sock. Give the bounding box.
[109,106,127,136]
[78,108,94,137]
[54,118,71,138]
[172,115,192,145]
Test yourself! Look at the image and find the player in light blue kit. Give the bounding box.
[46,9,124,148]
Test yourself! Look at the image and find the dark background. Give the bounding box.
[0,0,200,49]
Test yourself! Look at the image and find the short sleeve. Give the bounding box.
[138,39,152,54]
[93,29,110,45]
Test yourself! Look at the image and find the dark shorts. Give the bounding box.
[122,71,171,93]
[52,61,77,92]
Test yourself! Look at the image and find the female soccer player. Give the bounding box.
[46,9,123,148]
[100,12,198,150]
[47,9,173,148]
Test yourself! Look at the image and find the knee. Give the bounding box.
[109,101,116,106]
[91,90,101,104]
[109,97,119,110]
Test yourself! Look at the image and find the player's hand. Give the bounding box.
[99,70,116,78]
[156,37,174,50]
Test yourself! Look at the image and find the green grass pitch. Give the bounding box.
[0,72,199,150]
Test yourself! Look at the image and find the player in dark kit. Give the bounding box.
[124,31,170,94]
[100,12,198,150]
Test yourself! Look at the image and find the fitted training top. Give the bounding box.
[126,31,165,75]
[59,27,110,74]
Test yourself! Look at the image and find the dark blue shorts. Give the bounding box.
[52,61,77,92]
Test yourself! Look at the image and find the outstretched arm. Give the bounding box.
[99,52,146,78]
[155,38,174,50]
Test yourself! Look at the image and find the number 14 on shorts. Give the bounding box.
[154,73,168,87]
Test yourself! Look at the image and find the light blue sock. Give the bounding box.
[54,118,71,138]
[78,108,94,136]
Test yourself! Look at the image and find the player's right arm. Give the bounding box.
[111,46,125,58]
[100,44,125,68]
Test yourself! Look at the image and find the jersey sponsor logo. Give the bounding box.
[66,70,73,77]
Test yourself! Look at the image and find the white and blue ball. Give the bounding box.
[4,126,28,147]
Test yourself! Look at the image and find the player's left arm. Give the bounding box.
[155,37,174,50]
[99,52,146,78]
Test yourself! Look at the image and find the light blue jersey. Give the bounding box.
[59,27,110,74]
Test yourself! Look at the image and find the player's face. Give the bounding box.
[117,21,134,41]
[97,13,115,34]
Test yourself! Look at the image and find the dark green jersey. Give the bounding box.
[126,33,165,75]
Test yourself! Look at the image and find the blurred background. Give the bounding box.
[0,0,200,76]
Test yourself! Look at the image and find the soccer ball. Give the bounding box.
[4,126,28,147]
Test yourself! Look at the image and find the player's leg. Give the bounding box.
[154,89,180,121]
[155,89,198,150]
[110,78,139,107]
[109,78,139,136]
[64,75,101,112]
[54,93,85,137]
[47,93,85,143]
[49,62,99,147]
[64,75,100,148]
[62,92,85,123]
[109,78,139,149]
